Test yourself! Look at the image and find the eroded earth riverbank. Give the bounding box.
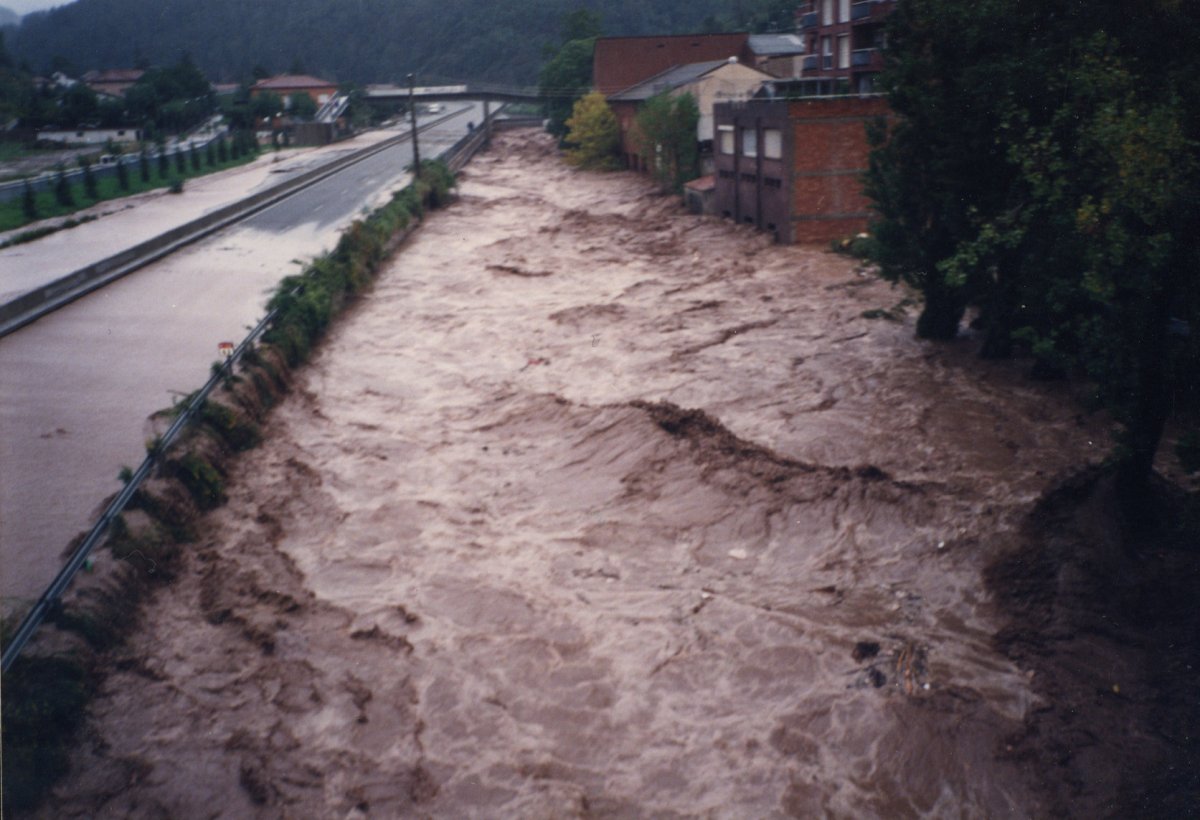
[38,129,1188,817]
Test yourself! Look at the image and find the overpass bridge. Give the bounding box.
[364,83,546,106]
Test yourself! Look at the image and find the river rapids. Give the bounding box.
[40,129,1176,818]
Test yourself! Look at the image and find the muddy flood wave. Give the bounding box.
[38,130,1194,818]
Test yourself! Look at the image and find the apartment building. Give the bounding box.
[796,0,895,94]
[713,94,891,244]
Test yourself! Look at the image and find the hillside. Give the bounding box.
[6,0,795,85]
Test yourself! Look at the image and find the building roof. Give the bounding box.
[593,33,751,96]
[252,74,338,91]
[748,33,807,57]
[608,60,733,102]
[82,69,145,84]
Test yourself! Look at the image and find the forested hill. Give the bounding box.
[5,0,794,85]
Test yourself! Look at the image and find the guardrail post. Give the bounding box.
[483,100,491,147]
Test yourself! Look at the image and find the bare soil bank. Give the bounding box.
[36,130,1198,817]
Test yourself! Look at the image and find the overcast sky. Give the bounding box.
[4,0,68,15]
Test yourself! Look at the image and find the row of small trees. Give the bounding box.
[18,131,260,223]
[563,91,698,192]
[864,0,1200,516]
[539,9,700,192]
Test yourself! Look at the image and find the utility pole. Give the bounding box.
[407,73,421,177]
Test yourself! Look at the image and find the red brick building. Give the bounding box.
[251,74,339,109]
[713,95,891,244]
[796,0,895,94]
[593,34,753,96]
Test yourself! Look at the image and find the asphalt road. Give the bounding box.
[0,104,483,614]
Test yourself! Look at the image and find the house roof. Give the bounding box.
[593,33,751,96]
[608,60,730,102]
[82,69,145,84]
[748,33,807,57]
[252,74,337,91]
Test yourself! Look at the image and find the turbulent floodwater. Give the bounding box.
[43,130,1116,817]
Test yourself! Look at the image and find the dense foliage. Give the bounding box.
[635,91,700,192]
[563,91,620,169]
[124,55,215,134]
[5,0,792,87]
[865,0,1200,513]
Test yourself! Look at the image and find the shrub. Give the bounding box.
[172,452,225,509]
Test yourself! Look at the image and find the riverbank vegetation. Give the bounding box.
[865,0,1200,519]
[0,160,456,816]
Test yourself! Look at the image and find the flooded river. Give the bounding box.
[43,130,1126,817]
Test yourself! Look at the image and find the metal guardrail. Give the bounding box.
[0,308,277,673]
[0,110,467,339]
[0,102,505,674]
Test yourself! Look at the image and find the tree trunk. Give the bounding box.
[916,277,965,340]
[1115,284,1173,533]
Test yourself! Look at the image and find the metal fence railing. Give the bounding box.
[1,103,510,673]
[0,308,277,673]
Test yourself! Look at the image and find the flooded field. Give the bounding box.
[40,130,1182,817]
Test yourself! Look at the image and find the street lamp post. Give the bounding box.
[407,73,420,176]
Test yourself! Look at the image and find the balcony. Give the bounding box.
[851,1,891,23]
[801,11,818,28]
[852,47,880,67]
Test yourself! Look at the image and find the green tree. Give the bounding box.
[22,179,37,220]
[251,91,284,122]
[561,8,602,42]
[866,0,1200,521]
[635,91,700,193]
[563,91,620,170]
[56,83,98,127]
[538,36,596,140]
[116,155,130,191]
[78,156,97,199]
[53,165,73,207]
[289,92,318,120]
[864,0,1026,340]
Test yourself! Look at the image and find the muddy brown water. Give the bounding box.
[41,130,1121,817]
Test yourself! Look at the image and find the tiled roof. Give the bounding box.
[252,74,337,91]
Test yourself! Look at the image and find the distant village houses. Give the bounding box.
[250,74,339,110]
[81,68,144,98]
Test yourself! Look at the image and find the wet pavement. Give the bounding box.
[40,130,1115,817]
[0,108,479,616]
